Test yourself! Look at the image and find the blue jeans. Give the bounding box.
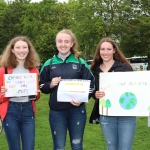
[50,104,86,150]
[100,115,136,150]
[3,101,35,150]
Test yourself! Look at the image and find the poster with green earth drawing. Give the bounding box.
[99,71,150,116]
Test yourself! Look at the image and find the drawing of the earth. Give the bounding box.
[119,92,137,110]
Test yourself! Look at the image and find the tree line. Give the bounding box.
[0,0,150,63]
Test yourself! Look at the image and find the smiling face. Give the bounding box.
[56,33,73,55]
[100,42,115,62]
[12,40,29,63]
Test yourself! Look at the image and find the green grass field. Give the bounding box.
[0,93,150,150]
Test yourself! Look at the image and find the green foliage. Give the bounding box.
[105,99,111,108]
[0,0,29,53]
[0,0,149,60]
[20,0,59,62]
[120,15,150,57]
[0,1,7,53]
[67,0,104,60]
[100,99,106,106]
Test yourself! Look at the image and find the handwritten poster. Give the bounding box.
[57,79,91,102]
[4,73,38,97]
[99,71,150,116]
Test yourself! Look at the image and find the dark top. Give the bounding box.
[92,60,133,100]
[39,52,95,110]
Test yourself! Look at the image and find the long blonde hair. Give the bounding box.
[0,36,40,69]
[56,29,81,58]
[91,37,132,71]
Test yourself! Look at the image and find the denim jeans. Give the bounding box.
[100,115,136,150]
[3,101,35,150]
[49,104,86,150]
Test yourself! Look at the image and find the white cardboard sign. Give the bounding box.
[99,71,150,116]
[4,73,38,97]
[57,79,90,102]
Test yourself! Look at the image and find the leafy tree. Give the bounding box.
[105,99,111,115]
[20,0,59,62]
[67,0,140,59]
[67,0,104,60]
[0,0,149,62]
[119,0,150,57]
[100,99,106,115]
[0,0,29,54]
[120,15,150,57]
[0,1,7,53]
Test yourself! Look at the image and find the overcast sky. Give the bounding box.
[31,0,68,2]
[58,0,68,2]
[5,0,68,3]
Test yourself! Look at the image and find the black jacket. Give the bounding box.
[39,53,95,110]
[89,60,132,124]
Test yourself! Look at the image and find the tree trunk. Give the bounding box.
[106,108,108,116]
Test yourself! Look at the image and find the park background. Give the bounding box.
[0,0,150,65]
[0,0,150,149]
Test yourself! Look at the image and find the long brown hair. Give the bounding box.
[0,36,40,69]
[90,37,132,71]
[56,29,81,58]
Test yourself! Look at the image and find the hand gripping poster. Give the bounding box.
[99,71,150,116]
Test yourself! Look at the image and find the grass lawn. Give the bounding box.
[0,93,150,150]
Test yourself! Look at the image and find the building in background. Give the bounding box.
[87,56,148,71]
